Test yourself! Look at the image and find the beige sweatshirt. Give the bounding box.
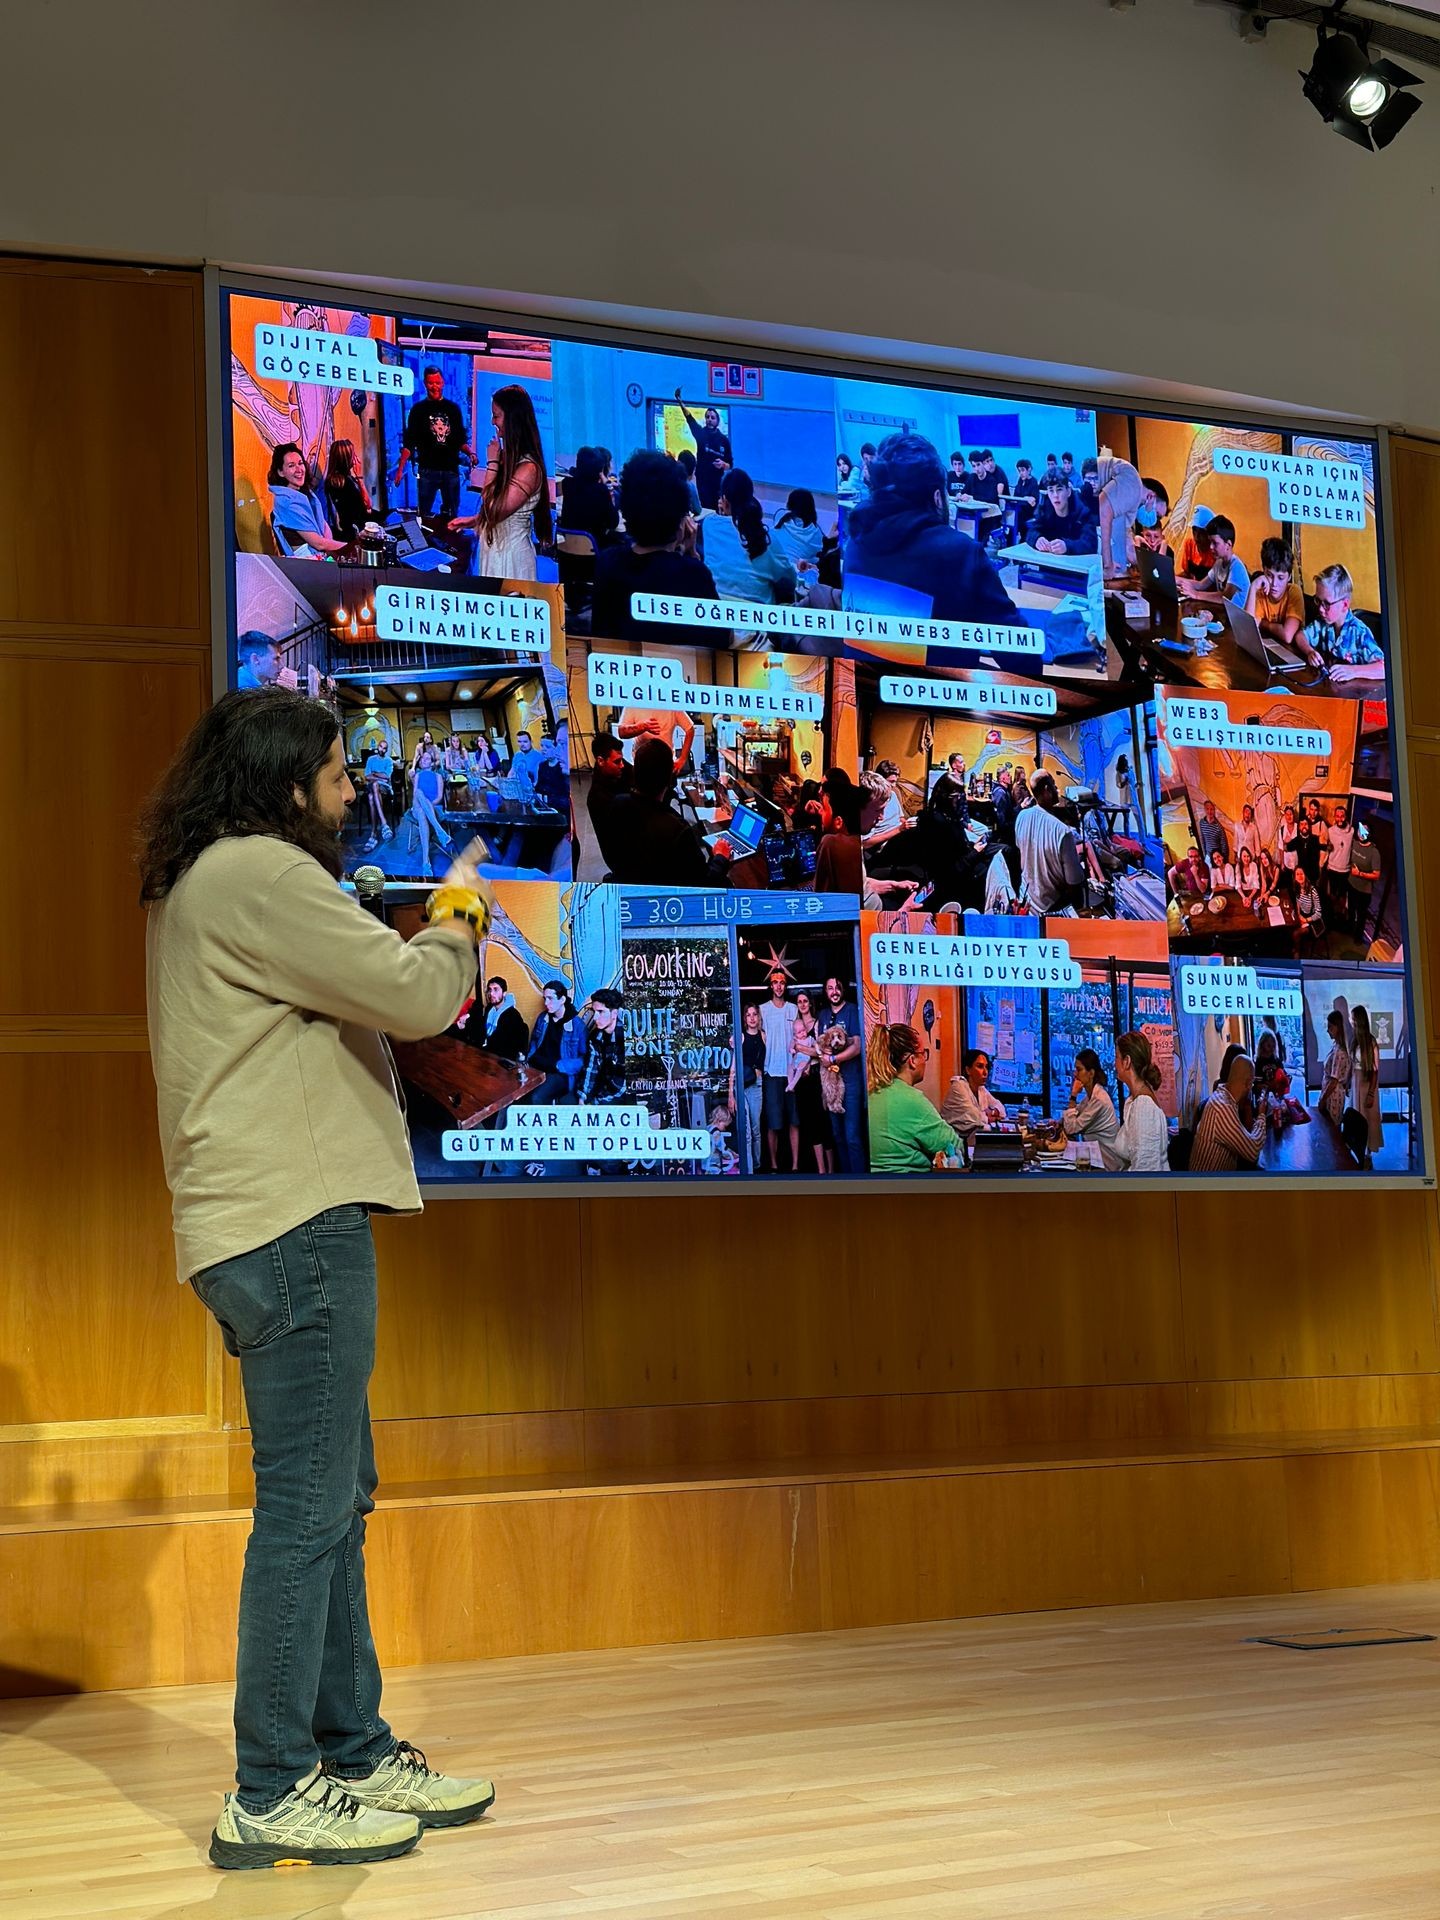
[146,835,475,1280]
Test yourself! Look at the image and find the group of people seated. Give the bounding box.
[862,750,1142,919]
[584,728,864,892]
[865,1026,1171,1174]
[1129,497,1386,688]
[1167,793,1380,945]
[455,975,628,1109]
[565,445,843,643]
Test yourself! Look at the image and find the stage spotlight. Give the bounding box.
[1300,24,1423,150]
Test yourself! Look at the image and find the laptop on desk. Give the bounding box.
[704,799,770,858]
[1224,600,1313,677]
[388,513,456,572]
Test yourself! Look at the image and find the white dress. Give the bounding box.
[1352,1045,1383,1151]
[478,488,540,579]
[1112,1091,1170,1172]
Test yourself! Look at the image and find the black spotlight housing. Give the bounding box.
[1300,25,1423,151]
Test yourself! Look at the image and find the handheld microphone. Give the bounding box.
[353,864,386,920]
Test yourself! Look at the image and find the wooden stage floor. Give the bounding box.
[2,1584,1438,1919]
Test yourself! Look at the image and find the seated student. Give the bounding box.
[1245,538,1305,647]
[559,445,621,547]
[1236,845,1261,901]
[841,433,1025,633]
[1207,846,1236,891]
[586,730,630,871]
[1179,514,1249,605]
[1190,1050,1266,1171]
[527,980,587,1102]
[1112,1032,1171,1173]
[267,442,346,559]
[941,1048,1006,1140]
[675,449,703,519]
[1010,457,1041,502]
[1061,1049,1122,1168]
[592,451,718,641]
[866,1022,961,1172]
[1030,473,1098,555]
[1042,453,1061,486]
[860,760,906,845]
[1077,456,1100,516]
[960,449,1007,506]
[1299,563,1385,686]
[603,734,726,886]
[705,469,797,604]
[1294,869,1326,945]
[772,488,826,567]
[323,438,372,543]
[1167,843,1209,896]
[236,631,281,690]
[360,736,395,851]
[812,787,864,894]
[466,976,530,1059]
[835,451,859,506]
[1177,503,1216,580]
[946,451,970,501]
[1016,772,1085,912]
[535,735,570,813]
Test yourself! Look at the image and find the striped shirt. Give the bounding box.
[1190,1087,1266,1172]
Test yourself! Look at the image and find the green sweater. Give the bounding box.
[867,1079,960,1173]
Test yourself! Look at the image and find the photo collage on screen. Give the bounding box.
[221,288,1420,1182]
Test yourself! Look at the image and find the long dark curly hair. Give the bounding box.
[137,688,344,903]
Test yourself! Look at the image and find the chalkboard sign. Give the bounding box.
[620,931,737,1176]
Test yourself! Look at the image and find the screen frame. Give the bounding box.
[204,266,1435,1195]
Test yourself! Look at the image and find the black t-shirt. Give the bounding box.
[325,475,369,542]
[403,398,468,471]
[592,544,718,643]
[681,408,734,508]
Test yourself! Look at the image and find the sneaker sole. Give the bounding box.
[413,1786,496,1829]
[209,1828,421,1870]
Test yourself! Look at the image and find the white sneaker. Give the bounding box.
[337,1740,495,1829]
[209,1765,421,1869]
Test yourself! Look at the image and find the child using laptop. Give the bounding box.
[1245,539,1304,648]
[1178,515,1249,606]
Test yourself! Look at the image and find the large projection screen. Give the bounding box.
[209,271,1430,1193]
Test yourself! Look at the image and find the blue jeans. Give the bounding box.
[416,467,461,519]
[191,1206,395,1812]
[832,1077,865,1175]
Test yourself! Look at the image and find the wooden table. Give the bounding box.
[390,1035,543,1128]
[1168,887,1296,953]
[1260,1105,1359,1174]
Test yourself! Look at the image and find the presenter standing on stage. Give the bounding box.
[139,687,497,1871]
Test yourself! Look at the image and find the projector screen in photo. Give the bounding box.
[218,278,1425,1184]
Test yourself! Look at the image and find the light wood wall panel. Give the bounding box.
[1392,437,1440,737]
[581,1192,1186,1410]
[0,1050,206,1427]
[1175,1187,1439,1382]
[0,647,210,1017]
[0,262,207,636]
[370,1201,584,1419]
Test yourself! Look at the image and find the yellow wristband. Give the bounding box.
[424,885,490,935]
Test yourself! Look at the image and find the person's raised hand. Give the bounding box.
[443,839,493,900]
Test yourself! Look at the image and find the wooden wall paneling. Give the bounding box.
[1284,1447,1440,1590]
[822,1459,1294,1632]
[0,262,207,636]
[0,648,211,1017]
[1176,1187,1439,1382]
[0,1049,208,1427]
[1404,744,1440,1046]
[367,1485,825,1663]
[370,1200,585,1420]
[581,1193,1187,1411]
[1391,438,1440,738]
